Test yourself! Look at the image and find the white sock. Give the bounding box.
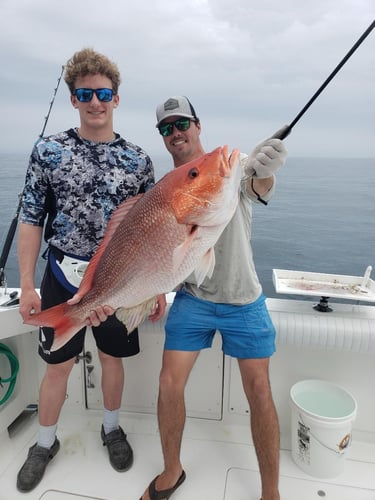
[103,408,120,434]
[37,424,57,449]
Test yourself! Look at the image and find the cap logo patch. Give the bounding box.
[164,98,180,111]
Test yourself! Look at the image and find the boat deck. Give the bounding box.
[1,291,375,499]
[1,406,375,500]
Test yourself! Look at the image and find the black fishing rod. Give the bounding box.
[39,65,65,138]
[0,197,23,288]
[276,20,375,140]
[0,65,65,287]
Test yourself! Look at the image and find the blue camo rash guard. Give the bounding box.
[20,128,155,258]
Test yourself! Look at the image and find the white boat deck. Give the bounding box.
[0,410,375,500]
[1,289,375,499]
[1,407,375,500]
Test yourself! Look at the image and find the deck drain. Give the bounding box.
[317,491,326,497]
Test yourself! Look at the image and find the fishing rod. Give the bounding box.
[39,65,65,137]
[0,196,22,289]
[275,20,375,140]
[0,65,65,288]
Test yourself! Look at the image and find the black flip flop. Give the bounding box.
[141,470,186,500]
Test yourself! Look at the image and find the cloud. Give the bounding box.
[0,0,374,158]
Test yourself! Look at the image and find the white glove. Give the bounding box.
[244,125,288,179]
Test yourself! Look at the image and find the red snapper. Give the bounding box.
[25,146,241,351]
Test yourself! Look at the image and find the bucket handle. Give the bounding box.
[298,413,352,455]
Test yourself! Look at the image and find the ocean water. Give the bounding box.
[0,152,374,301]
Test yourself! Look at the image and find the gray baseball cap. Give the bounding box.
[156,96,198,127]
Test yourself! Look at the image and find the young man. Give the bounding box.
[140,96,287,500]
[16,48,166,493]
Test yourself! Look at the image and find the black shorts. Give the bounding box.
[38,263,140,364]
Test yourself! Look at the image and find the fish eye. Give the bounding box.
[188,168,199,179]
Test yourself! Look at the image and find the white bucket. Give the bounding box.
[290,379,357,478]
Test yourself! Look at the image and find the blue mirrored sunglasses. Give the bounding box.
[74,88,114,103]
[158,118,194,137]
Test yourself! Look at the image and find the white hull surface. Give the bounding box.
[1,287,375,500]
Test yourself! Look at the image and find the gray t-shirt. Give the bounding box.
[184,155,275,305]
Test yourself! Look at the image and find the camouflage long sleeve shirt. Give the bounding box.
[20,128,155,258]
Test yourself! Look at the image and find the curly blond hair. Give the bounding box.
[64,48,121,95]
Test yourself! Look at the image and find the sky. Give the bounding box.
[0,0,374,163]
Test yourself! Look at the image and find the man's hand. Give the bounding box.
[67,293,115,327]
[19,289,41,322]
[245,125,288,179]
[148,294,167,322]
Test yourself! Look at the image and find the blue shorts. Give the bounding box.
[165,288,276,359]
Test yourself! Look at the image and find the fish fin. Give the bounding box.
[115,297,157,333]
[194,247,216,287]
[78,194,144,296]
[24,303,85,352]
[172,225,197,273]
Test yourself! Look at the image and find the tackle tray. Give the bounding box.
[272,268,375,303]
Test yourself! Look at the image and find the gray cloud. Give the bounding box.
[0,0,373,159]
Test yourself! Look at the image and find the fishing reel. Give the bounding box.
[0,268,19,307]
[0,290,19,308]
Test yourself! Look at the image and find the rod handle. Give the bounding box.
[272,124,292,140]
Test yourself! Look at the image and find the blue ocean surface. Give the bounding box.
[0,152,374,302]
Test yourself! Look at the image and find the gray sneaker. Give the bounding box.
[16,438,60,492]
[101,425,133,471]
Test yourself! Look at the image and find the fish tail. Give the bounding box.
[24,302,84,352]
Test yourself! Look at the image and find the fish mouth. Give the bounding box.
[230,150,242,182]
[200,147,241,224]
[220,146,240,178]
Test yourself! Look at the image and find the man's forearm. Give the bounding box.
[18,223,43,290]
